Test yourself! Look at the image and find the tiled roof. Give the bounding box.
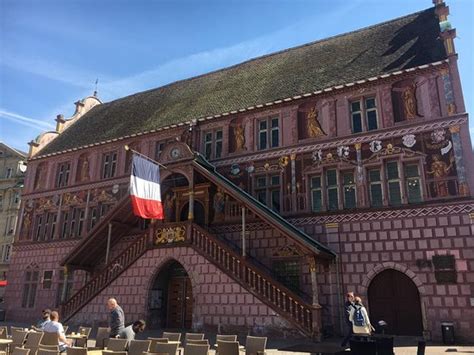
[40,7,446,155]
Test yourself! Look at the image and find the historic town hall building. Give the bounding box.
[4,1,474,342]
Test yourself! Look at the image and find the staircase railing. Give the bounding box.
[188,223,315,336]
[62,231,150,322]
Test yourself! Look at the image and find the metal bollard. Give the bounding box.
[417,340,426,355]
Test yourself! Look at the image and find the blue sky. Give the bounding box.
[1,0,473,153]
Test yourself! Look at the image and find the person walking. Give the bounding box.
[107,298,125,338]
[349,296,375,336]
[341,292,355,347]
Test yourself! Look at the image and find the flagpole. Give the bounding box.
[124,145,168,169]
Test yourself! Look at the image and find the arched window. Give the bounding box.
[21,264,40,308]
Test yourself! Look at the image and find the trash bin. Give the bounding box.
[441,322,455,345]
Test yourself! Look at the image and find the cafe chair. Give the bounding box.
[216,335,237,343]
[102,352,127,355]
[37,349,59,355]
[244,336,267,355]
[106,339,128,352]
[161,333,181,343]
[184,334,204,345]
[62,328,68,336]
[216,341,239,355]
[11,331,28,348]
[186,340,208,346]
[37,346,59,351]
[0,326,8,339]
[128,340,151,355]
[94,328,110,349]
[12,348,30,355]
[183,344,209,355]
[154,342,179,355]
[147,338,168,353]
[23,332,44,355]
[65,347,87,355]
[40,333,59,347]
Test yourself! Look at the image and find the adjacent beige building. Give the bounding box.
[0,142,26,298]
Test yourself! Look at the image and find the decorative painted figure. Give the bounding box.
[307,107,326,138]
[427,154,454,197]
[235,124,246,151]
[163,192,176,222]
[403,84,418,119]
[81,157,90,181]
[213,188,226,222]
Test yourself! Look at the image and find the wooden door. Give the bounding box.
[167,276,192,329]
[368,269,423,335]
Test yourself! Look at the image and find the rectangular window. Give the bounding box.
[204,132,213,159]
[326,169,338,211]
[34,215,44,241]
[386,161,402,206]
[42,270,53,289]
[343,171,356,209]
[351,101,363,133]
[433,255,456,284]
[365,98,378,131]
[102,152,118,179]
[351,97,378,133]
[154,142,166,160]
[369,169,383,207]
[4,245,11,262]
[203,130,223,160]
[61,211,70,239]
[56,162,71,188]
[310,176,322,212]
[254,175,281,212]
[258,117,279,150]
[215,130,223,159]
[49,213,57,240]
[405,164,422,203]
[89,207,98,230]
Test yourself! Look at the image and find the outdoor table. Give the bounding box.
[67,333,87,347]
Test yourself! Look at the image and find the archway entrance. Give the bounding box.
[368,269,423,335]
[180,201,206,226]
[148,260,193,329]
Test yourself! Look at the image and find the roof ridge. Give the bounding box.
[103,6,435,106]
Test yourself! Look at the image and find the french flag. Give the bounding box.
[130,154,164,219]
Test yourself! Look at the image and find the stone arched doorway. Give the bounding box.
[368,269,423,335]
[148,260,193,330]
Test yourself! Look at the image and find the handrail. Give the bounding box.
[189,223,314,335]
[61,231,150,321]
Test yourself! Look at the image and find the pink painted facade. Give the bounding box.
[4,1,474,343]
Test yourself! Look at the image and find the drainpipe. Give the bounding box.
[105,222,112,265]
[241,207,246,257]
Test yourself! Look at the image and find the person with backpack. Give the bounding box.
[349,296,375,336]
[341,292,355,347]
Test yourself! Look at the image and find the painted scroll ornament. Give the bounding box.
[402,134,416,148]
[441,140,452,155]
[369,140,382,153]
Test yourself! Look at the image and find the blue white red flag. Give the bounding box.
[130,154,164,219]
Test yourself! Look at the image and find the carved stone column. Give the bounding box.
[61,265,69,303]
[354,143,365,207]
[449,125,470,196]
[307,255,322,341]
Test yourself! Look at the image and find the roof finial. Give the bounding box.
[93,78,99,97]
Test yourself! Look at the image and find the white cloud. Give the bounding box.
[0,109,55,130]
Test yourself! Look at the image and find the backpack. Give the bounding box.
[353,305,366,327]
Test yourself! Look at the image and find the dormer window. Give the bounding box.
[102,151,118,179]
[258,117,279,150]
[351,97,378,133]
[203,130,223,160]
[55,162,71,188]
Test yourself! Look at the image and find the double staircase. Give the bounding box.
[61,222,316,337]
